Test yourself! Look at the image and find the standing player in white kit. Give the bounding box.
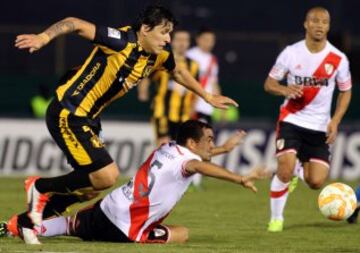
[264,7,352,232]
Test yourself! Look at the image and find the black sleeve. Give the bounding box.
[92,25,128,51]
[162,44,176,72]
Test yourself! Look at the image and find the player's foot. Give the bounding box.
[267,219,283,232]
[6,215,19,237]
[347,206,360,224]
[0,221,8,237]
[5,215,41,244]
[288,176,298,193]
[25,176,49,226]
[20,227,41,245]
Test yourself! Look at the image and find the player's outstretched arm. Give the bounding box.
[264,76,303,99]
[211,130,246,156]
[172,65,238,109]
[15,17,95,53]
[185,160,270,193]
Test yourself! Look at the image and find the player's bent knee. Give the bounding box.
[277,155,296,182]
[89,162,120,190]
[180,227,189,243]
[306,179,325,190]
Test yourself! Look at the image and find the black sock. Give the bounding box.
[35,171,91,194]
[17,194,81,229]
[17,213,34,229]
[43,194,81,219]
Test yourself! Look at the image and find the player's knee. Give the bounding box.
[178,227,189,243]
[90,163,119,190]
[277,157,296,182]
[306,178,325,190]
[276,164,293,182]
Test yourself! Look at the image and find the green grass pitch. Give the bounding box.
[0,177,358,253]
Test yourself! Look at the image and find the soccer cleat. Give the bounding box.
[267,219,283,232]
[20,227,41,245]
[0,221,8,237]
[6,215,19,237]
[25,176,49,226]
[347,206,360,224]
[288,176,299,193]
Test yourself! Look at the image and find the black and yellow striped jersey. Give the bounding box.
[56,26,175,119]
[152,57,199,123]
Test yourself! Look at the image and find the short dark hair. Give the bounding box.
[132,5,178,32]
[196,26,215,37]
[176,120,212,146]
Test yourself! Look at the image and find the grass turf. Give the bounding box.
[0,177,358,253]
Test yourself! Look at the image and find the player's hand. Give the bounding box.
[241,179,258,193]
[284,85,303,99]
[222,130,246,152]
[15,33,50,53]
[245,166,272,181]
[326,119,339,144]
[205,93,239,109]
[239,166,271,193]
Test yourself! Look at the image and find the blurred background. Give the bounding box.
[1,0,359,119]
[0,0,359,178]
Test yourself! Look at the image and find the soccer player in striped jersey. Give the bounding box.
[12,5,238,244]
[1,120,268,243]
[138,29,199,146]
[264,7,352,232]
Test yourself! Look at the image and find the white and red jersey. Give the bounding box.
[187,47,219,115]
[269,40,352,132]
[100,142,201,242]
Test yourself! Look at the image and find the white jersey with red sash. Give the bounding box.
[187,47,219,115]
[100,142,201,242]
[269,40,352,132]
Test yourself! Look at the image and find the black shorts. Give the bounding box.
[152,117,180,140]
[46,99,113,173]
[72,202,132,242]
[276,121,330,166]
[73,202,170,243]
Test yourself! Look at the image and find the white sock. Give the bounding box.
[34,216,69,237]
[293,161,304,181]
[192,173,202,187]
[270,175,290,221]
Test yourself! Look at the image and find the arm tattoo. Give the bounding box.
[44,20,76,40]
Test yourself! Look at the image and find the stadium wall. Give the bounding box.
[0,119,359,180]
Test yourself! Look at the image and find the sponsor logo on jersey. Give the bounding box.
[324,63,334,75]
[72,62,101,96]
[294,75,328,87]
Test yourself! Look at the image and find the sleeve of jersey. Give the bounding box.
[268,47,291,80]
[93,25,127,51]
[161,44,176,72]
[180,160,194,178]
[336,55,352,91]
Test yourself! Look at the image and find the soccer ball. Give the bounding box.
[318,183,357,221]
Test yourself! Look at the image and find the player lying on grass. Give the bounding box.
[0,120,269,244]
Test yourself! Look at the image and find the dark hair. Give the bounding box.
[132,5,178,32]
[176,120,212,146]
[196,26,215,37]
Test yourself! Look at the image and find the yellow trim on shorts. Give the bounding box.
[59,109,92,165]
